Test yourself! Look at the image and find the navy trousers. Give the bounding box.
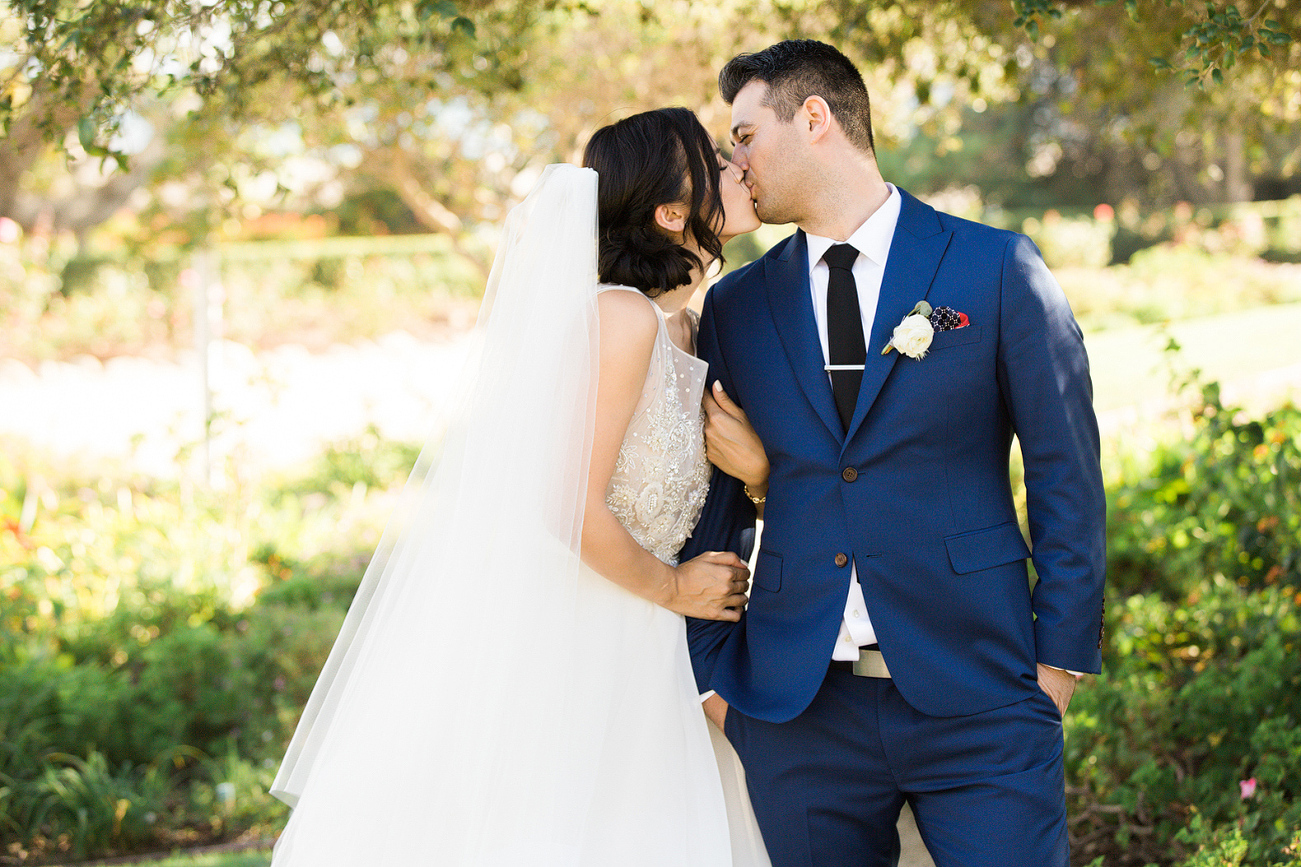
[724,669,1069,867]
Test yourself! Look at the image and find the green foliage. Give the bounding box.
[1105,359,1301,600]
[0,234,481,363]
[291,425,423,494]
[1165,4,1295,87]
[1021,211,1114,269]
[1069,356,1301,866]
[1015,0,1296,87]
[1067,580,1301,865]
[0,435,411,861]
[2,0,485,149]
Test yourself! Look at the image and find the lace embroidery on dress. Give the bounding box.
[600,286,711,565]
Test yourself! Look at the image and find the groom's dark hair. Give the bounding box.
[719,40,875,155]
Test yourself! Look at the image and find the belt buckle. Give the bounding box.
[852,648,891,679]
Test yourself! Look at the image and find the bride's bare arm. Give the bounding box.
[581,291,749,621]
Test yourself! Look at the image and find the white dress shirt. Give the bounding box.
[803,184,902,662]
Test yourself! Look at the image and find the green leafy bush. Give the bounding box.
[0,235,482,363]
[0,437,407,862]
[1069,369,1301,866]
[1105,369,1300,600]
[1067,580,1301,866]
[1023,210,1115,269]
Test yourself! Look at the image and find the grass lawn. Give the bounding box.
[52,849,272,867]
[1085,300,1301,414]
[149,855,269,867]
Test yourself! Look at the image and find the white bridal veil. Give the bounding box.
[270,164,612,861]
[269,162,770,867]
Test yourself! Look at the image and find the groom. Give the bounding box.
[682,40,1106,867]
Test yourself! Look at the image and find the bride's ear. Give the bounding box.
[653,203,687,235]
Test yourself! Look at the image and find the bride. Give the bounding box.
[268,107,770,865]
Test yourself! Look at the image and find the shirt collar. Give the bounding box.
[805,183,901,275]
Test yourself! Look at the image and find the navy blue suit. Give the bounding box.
[682,189,1105,866]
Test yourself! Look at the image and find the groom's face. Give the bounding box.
[729,80,806,225]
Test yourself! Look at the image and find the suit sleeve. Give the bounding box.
[681,283,757,692]
[996,234,1106,674]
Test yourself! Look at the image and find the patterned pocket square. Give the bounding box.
[928,306,969,331]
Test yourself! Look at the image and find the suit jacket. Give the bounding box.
[682,188,1106,722]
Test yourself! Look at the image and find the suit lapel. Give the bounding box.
[764,231,844,441]
[843,190,953,442]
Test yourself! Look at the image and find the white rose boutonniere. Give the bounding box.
[882,301,935,359]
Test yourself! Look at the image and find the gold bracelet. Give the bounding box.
[743,484,766,505]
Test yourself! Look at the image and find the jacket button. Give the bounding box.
[841,467,858,482]
[834,553,849,567]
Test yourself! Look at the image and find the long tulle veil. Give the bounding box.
[268,164,611,863]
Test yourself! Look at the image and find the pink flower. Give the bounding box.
[1240,778,1258,799]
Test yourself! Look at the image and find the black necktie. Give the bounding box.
[824,243,865,432]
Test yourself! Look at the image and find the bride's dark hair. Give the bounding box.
[581,107,725,298]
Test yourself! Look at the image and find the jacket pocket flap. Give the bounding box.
[944,521,1031,575]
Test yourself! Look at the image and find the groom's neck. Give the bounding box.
[796,155,890,241]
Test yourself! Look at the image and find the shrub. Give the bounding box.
[1067,581,1301,866]
[1023,211,1114,269]
[0,438,401,862]
[0,235,482,363]
[1070,365,1301,866]
[1105,370,1301,600]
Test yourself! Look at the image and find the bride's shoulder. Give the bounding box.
[597,285,658,344]
[595,286,659,387]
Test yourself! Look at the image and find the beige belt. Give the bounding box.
[831,647,892,679]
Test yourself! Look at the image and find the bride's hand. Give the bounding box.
[704,381,769,499]
[665,551,750,621]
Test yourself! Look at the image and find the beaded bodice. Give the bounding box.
[600,285,711,565]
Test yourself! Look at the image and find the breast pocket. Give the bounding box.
[754,550,782,593]
[927,325,982,352]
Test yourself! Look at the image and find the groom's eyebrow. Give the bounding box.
[730,122,753,142]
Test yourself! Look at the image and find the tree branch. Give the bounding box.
[1246,0,1275,27]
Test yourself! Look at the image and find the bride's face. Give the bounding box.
[716,152,761,241]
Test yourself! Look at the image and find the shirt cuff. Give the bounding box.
[1043,663,1085,678]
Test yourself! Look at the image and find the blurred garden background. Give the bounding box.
[2,1,1300,865]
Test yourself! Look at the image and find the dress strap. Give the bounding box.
[596,283,650,298]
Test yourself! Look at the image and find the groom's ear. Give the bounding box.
[802,95,834,143]
[654,203,688,234]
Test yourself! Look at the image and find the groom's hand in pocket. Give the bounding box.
[1036,663,1078,717]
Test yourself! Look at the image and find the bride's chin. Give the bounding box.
[719,226,757,245]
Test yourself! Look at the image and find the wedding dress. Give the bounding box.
[269,164,768,866]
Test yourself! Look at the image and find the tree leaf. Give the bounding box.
[77,117,96,150]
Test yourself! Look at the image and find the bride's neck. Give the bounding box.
[653,265,707,321]
[652,243,713,317]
